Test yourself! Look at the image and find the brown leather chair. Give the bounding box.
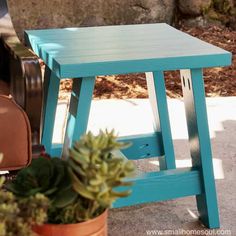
[0,0,42,145]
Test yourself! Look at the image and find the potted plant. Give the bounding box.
[6,130,135,236]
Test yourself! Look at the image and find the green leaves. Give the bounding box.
[68,130,135,220]
[69,168,95,200]
[52,187,77,208]
[6,157,73,209]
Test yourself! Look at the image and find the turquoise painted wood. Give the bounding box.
[49,144,64,157]
[62,77,95,156]
[25,23,231,79]
[146,72,176,170]
[25,23,232,229]
[114,167,202,207]
[180,69,220,228]
[118,132,164,159]
[41,67,60,154]
[51,132,164,159]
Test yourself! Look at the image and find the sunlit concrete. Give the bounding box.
[53,96,236,143]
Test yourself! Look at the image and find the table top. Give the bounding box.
[25,23,231,78]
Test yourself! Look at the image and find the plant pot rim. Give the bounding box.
[33,209,108,236]
[39,209,108,228]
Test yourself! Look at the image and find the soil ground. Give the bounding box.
[59,25,236,99]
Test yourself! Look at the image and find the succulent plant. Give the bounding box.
[6,157,77,209]
[68,130,135,221]
[0,176,49,236]
[5,130,135,225]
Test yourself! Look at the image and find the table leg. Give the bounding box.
[62,77,95,157]
[180,69,219,228]
[41,67,60,154]
[146,71,176,170]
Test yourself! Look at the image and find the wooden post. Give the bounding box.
[146,72,176,170]
[180,68,220,228]
[41,67,60,154]
[62,77,95,157]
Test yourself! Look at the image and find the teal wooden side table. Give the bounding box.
[25,23,232,229]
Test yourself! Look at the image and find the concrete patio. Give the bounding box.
[53,96,236,236]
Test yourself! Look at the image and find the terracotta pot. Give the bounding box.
[33,210,107,236]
